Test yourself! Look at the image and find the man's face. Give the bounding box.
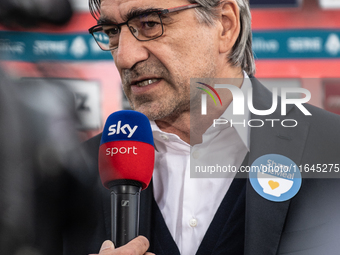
[100,0,220,121]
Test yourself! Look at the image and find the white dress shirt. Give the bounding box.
[151,73,251,255]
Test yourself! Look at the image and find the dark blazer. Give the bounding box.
[63,78,340,255]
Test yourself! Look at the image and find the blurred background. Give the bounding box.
[0,1,101,254]
[1,0,340,141]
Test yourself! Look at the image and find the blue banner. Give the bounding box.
[0,30,340,61]
[0,31,112,61]
[252,30,340,59]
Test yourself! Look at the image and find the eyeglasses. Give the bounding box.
[88,3,202,51]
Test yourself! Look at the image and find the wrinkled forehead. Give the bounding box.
[99,0,189,23]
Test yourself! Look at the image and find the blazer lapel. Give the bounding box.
[244,78,310,255]
[139,180,153,243]
[140,180,180,255]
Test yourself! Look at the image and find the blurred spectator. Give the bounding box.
[0,0,73,28]
[0,1,97,254]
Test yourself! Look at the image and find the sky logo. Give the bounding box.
[196,82,222,115]
[108,121,138,138]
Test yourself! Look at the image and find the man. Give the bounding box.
[67,0,340,254]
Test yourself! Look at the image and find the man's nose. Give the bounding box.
[114,26,149,70]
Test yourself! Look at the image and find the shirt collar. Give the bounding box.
[218,71,251,150]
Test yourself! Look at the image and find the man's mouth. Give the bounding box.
[135,79,160,87]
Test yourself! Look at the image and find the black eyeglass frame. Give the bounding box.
[88,3,202,51]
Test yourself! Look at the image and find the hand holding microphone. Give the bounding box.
[92,237,155,255]
[98,110,155,248]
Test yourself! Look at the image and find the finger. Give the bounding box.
[99,240,115,254]
[115,236,150,254]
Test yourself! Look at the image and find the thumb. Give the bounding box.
[99,240,115,253]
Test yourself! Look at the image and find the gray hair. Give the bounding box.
[188,0,255,75]
[89,0,255,75]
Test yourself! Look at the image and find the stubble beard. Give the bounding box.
[125,80,191,121]
[121,61,191,121]
[121,58,217,122]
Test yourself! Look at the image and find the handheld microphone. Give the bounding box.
[98,110,154,247]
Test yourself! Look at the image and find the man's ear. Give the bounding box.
[218,0,240,54]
